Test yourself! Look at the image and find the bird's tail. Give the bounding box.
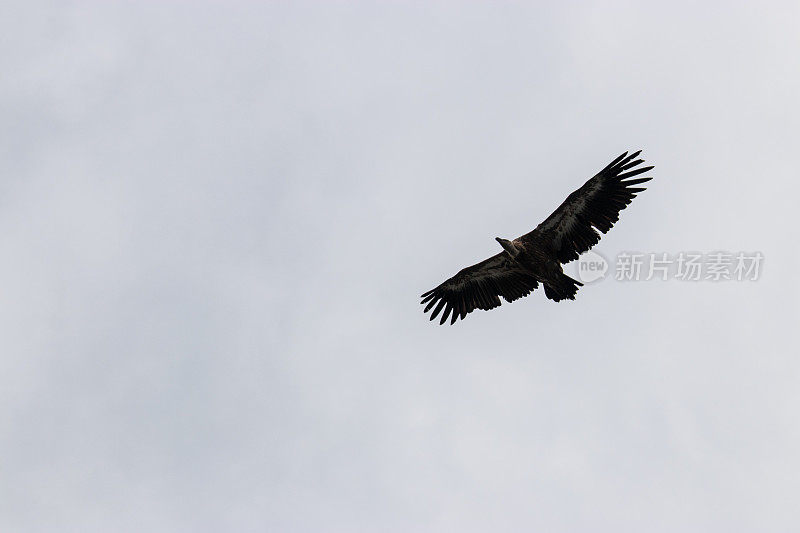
[544,273,583,302]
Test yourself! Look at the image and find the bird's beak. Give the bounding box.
[495,237,502,243]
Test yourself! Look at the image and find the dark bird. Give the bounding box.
[420,151,654,325]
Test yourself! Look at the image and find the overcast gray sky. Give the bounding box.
[2,2,799,532]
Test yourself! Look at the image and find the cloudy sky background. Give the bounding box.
[2,2,799,531]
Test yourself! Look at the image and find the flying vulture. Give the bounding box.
[420,150,654,325]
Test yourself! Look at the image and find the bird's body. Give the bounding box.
[421,150,654,325]
[509,235,579,297]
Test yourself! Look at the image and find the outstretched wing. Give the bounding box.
[420,252,539,325]
[520,151,654,263]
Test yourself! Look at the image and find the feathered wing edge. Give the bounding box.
[420,252,539,325]
[526,150,654,263]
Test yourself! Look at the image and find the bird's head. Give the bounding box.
[495,237,519,257]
